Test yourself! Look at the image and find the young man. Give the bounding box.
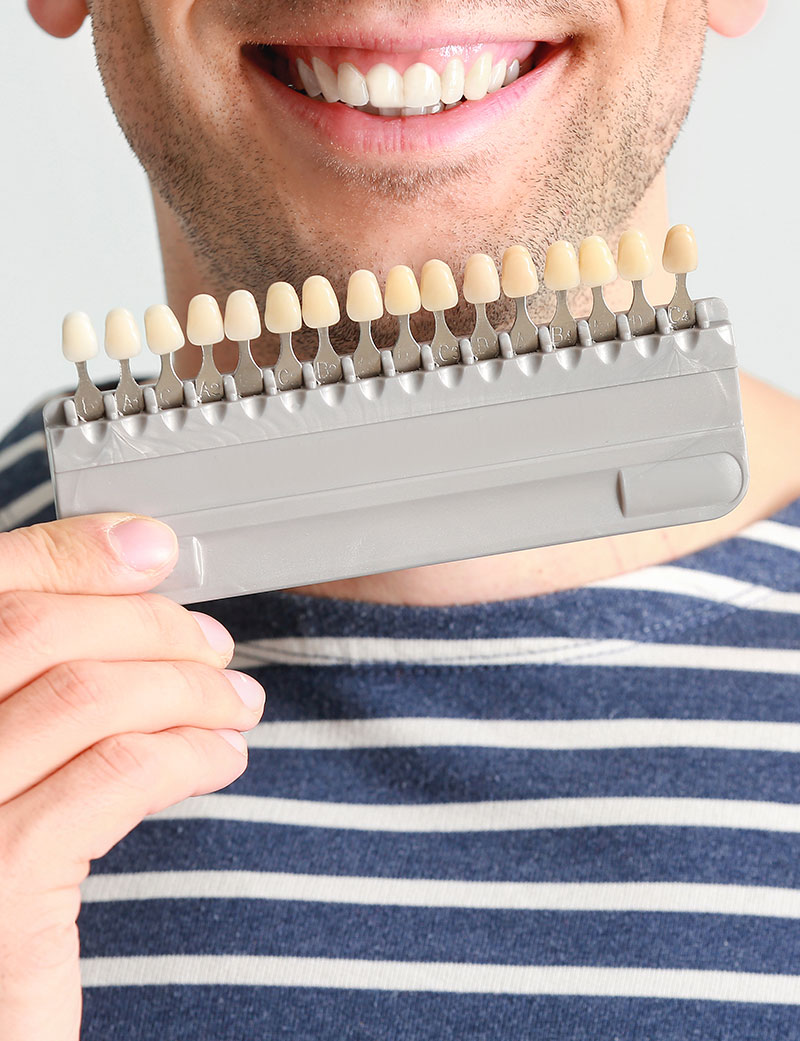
[2,0,798,1038]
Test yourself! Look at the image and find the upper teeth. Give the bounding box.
[296,53,520,112]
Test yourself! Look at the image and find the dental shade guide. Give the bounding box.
[43,224,749,605]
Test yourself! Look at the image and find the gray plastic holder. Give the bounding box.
[43,298,748,604]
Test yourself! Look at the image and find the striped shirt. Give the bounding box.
[2,404,800,1039]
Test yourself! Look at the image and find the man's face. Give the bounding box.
[87,0,707,350]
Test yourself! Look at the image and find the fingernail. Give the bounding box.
[216,729,248,756]
[191,611,235,656]
[225,670,265,710]
[108,517,177,572]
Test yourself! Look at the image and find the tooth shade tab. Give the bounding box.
[404,63,441,107]
[385,265,421,315]
[663,224,698,274]
[144,304,185,355]
[366,63,403,107]
[543,241,580,292]
[346,270,384,323]
[302,275,340,328]
[265,282,302,334]
[104,308,142,361]
[420,260,458,312]
[224,290,261,342]
[501,245,539,299]
[617,229,654,282]
[62,311,98,363]
[186,294,224,346]
[463,254,501,304]
[338,62,369,106]
[579,236,617,288]
[440,58,465,104]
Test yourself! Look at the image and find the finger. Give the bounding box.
[0,661,265,803]
[0,513,178,596]
[0,590,234,696]
[1,726,249,888]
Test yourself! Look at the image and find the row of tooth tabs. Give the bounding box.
[62,225,699,422]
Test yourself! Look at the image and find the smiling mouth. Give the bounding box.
[243,40,566,117]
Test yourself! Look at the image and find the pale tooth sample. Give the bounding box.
[662,223,698,329]
[403,63,441,107]
[617,229,656,335]
[311,57,340,103]
[224,289,263,397]
[503,58,520,86]
[297,58,322,97]
[487,59,507,94]
[338,62,369,107]
[265,282,303,390]
[62,311,104,421]
[145,303,185,409]
[385,265,422,372]
[420,259,459,366]
[440,58,465,104]
[186,294,224,403]
[347,269,383,378]
[579,235,618,342]
[501,245,539,354]
[302,275,342,384]
[366,63,404,108]
[464,52,493,101]
[105,307,144,414]
[543,241,580,348]
[463,253,501,358]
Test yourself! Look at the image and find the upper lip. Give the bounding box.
[242,31,568,50]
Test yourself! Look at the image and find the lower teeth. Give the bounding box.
[291,91,463,117]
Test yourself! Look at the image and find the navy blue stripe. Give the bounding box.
[96,821,800,889]
[675,541,800,594]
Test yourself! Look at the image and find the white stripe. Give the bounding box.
[232,635,800,674]
[0,480,53,531]
[246,717,800,753]
[80,872,800,920]
[0,430,46,471]
[739,519,800,553]
[79,955,800,1002]
[151,795,800,833]
[591,564,800,615]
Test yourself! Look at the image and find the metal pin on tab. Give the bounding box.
[187,294,225,402]
[265,282,303,390]
[617,230,656,336]
[463,254,501,359]
[105,308,144,415]
[224,290,264,396]
[62,311,104,421]
[662,224,698,330]
[144,304,185,408]
[302,275,343,385]
[347,270,383,378]
[579,236,618,343]
[501,245,539,354]
[385,265,422,373]
[544,241,580,348]
[420,259,460,365]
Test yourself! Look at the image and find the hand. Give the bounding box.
[0,513,265,1041]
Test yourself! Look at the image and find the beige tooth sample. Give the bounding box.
[311,57,339,103]
[302,275,342,384]
[403,63,441,107]
[579,235,618,342]
[62,311,104,421]
[385,265,422,372]
[463,253,501,358]
[347,269,384,378]
[338,62,369,107]
[366,63,403,108]
[440,58,465,104]
[617,229,656,335]
[420,259,460,365]
[105,307,144,414]
[296,58,322,97]
[662,224,698,329]
[186,293,225,402]
[487,59,507,94]
[224,289,263,397]
[145,303,185,409]
[543,241,580,348]
[265,281,303,390]
[464,52,493,101]
[503,58,520,86]
[501,245,539,353]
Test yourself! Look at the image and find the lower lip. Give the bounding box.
[243,43,571,156]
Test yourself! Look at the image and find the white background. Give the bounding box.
[1,3,798,438]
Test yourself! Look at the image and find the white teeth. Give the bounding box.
[385,265,421,316]
[296,58,322,98]
[347,269,384,323]
[420,259,458,312]
[440,58,466,104]
[62,311,98,363]
[224,289,262,342]
[501,245,539,299]
[105,307,143,361]
[338,62,369,107]
[366,63,403,107]
[578,236,617,288]
[403,62,441,107]
[187,294,225,346]
[301,275,341,329]
[487,59,507,94]
[145,304,185,355]
[464,51,492,101]
[617,229,654,282]
[544,241,580,292]
[504,58,520,86]
[311,57,340,103]
[265,282,302,335]
[463,254,501,304]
